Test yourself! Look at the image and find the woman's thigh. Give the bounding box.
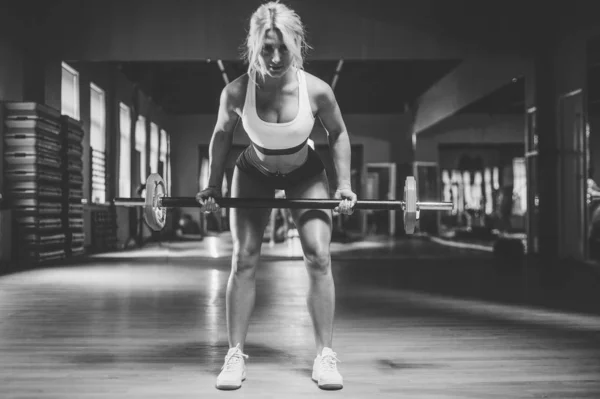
[230,167,274,252]
[286,170,332,252]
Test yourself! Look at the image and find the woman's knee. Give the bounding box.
[304,245,331,274]
[232,245,261,274]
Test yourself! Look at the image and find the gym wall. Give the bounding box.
[0,41,24,107]
[0,8,25,264]
[590,115,600,180]
[416,114,525,164]
[60,62,171,248]
[1,56,171,251]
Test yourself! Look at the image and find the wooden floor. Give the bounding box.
[1,236,600,398]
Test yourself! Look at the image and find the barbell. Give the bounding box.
[113,173,454,233]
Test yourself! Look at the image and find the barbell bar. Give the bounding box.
[113,173,454,233]
[115,196,453,211]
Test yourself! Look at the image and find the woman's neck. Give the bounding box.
[259,66,297,90]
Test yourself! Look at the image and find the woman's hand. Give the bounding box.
[333,187,357,215]
[196,187,222,213]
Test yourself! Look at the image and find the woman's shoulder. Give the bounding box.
[302,69,336,106]
[222,73,250,108]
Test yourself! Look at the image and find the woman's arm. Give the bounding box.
[314,79,356,214]
[315,82,352,191]
[207,84,241,189]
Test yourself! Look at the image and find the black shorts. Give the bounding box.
[235,145,325,190]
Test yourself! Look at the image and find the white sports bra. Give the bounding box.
[241,68,315,155]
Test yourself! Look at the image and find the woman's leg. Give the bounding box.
[227,167,273,352]
[268,209,278,245]
[286,170,334,354]
[281,208,291,237]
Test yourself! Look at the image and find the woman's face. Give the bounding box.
[259,28,292,78]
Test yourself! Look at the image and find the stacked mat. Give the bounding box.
[89,146,118,252]
[90,207,118,252]
[3,102,66,264]
[60,116,85,258]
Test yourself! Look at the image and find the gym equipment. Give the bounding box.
[113,173,453,233]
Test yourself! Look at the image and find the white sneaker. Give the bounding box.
[215,344,248,390]
[312,347,343,390]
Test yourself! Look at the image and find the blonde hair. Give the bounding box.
[242,1,311,82]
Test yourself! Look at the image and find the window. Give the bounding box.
[135,115,147,185]
[160,129,167,175]
[150,122,159,174]
[484,168,493,215]
[463,171,472,209]
[61,62,80,120]
[90,83,106,152]
[472,171,483,211]
[167,134,172,195]
[442,170,451,203]
[90,83,106,203]
[451,170,463,214]
[493,167,500,190]
[512,157,527,215]
[119,103,131,197]
[160,129,171,193]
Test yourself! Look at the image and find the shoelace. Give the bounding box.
[320,352,341,372]
[222,344,249,371]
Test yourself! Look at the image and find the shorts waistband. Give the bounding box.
[252,139,308,156]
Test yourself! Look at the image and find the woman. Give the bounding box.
[196,1,356,391]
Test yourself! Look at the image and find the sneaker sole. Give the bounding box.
[311,376,343,390]
[215,383,242,391]
[216,375,246,390]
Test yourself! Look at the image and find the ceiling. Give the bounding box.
[117,58,530,116]
[7,0,599,119]
[108,0,600,119]
[113,28,599,118]
[458,76,525,115]
[117,59,468,115]
[106,0,600,118]
[14,0,594,119]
